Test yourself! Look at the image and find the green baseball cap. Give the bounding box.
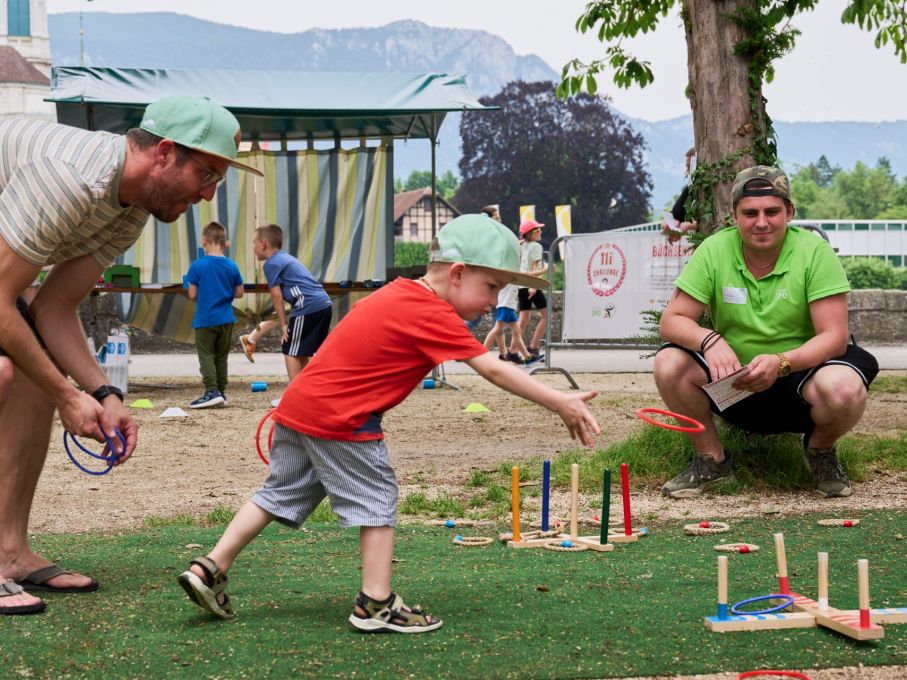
[430,214,549,288]
[139,95,263,176]
[732,165,791,206]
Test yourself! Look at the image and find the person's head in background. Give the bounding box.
[252,223,284,261]
[480,205,501,222]
[201,221,229,253]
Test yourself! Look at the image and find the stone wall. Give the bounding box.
[848,289,907,345]
[80,289,906,354]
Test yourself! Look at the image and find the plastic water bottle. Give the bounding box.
[103,328,130,394]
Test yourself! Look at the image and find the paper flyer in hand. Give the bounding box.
[701,365,753,412]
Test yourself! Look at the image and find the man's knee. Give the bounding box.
[654,348,700,384]
[808,368,867,414]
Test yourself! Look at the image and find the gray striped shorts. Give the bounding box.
[250,424,398,529]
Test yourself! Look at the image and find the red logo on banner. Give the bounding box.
[586,243,627,297]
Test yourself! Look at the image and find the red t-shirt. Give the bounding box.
[273,277,487,441]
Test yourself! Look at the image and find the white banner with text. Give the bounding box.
[562,231,692,340]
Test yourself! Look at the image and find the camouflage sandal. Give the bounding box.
[178,556,235,620]
[348,591,443,633]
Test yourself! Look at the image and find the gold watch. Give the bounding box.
[776,353,792,377]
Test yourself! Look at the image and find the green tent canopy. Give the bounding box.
[48,66,495,141]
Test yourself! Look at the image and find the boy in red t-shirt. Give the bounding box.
[178,214,601,632]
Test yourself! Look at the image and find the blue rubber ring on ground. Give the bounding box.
[730,593,794,616]
[65,429,126,476]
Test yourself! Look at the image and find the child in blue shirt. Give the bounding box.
[186,221,244,408]
[252,223,333,384]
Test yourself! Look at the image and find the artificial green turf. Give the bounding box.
[4,509,907,679]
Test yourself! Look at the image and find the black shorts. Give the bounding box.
[657,343,879,435]
[0,298,44,358]
[517,287,547,311]
[284,306,332,358]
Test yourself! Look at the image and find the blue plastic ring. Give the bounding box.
[730,593,794,616]
[64,429,127,476]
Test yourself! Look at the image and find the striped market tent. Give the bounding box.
[47,67,494,342]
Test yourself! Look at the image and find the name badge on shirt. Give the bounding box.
[722,287,748,304]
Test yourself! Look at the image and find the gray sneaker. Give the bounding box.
[661,451,734,498]
[803,444,852,498]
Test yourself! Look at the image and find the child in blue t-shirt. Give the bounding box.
[252,223,332,383]
[186,222,244,408]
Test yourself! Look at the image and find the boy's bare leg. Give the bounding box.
[249,319,278,345]
[358,526,394,602]
[284,355,308,383]
[483,323,501,351]
[506,322,532,360]
[509,310,531,354]
[188,500,275,599]
[529,308,547,352]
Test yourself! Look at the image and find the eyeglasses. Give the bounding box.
[187,153,227,189]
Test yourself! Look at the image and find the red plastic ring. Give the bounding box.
[636,407,705,433]
[738,672,812,680]
[255,408,275,465]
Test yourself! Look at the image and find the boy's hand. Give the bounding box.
[553,391,601,447]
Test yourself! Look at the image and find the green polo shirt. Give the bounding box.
[674,226,850,364]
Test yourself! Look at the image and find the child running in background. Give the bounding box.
[252,224,332,384]
[238,319,277,363]
[483,282,539,365]
[186,221,244,408]
[178,213,600,632]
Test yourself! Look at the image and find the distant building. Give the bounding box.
[393,187,460,243]
[0,0,54,120]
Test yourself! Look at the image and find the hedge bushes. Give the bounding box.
[841,257,907,290]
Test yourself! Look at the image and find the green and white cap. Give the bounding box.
[732,165,790,205]
[140,95,263,176]
[430,214,549,288]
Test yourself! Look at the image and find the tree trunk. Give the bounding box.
[683,0,768,234]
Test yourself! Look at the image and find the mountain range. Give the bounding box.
[48,12,907,212]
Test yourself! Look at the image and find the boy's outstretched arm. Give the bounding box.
[464,352,601,447]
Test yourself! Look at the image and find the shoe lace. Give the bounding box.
[812,452,846,482]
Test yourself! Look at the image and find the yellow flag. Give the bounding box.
[555,205,572,257]
[519,205,536,224]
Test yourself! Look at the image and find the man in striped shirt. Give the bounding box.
[0,96,262,615]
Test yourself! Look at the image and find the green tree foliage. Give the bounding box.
[560,1,907,231]
[790,158,907,219]
[454,80,651,235]
[394,170,459,201]
[393,241,429,267]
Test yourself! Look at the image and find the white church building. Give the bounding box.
[1,0,54,120]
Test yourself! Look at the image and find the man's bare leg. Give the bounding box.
[802,365,868,448]
[653,348,725,460]
[0,368,93,594]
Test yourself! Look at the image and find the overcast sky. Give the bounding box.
[48,0,906,123]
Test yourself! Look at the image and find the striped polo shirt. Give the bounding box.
[0,118,150,268]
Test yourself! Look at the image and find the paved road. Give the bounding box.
[128,345,907,378]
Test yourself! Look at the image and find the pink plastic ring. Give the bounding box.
[636,407,705,433]
[737,672,812,680]
[255,408,275,465]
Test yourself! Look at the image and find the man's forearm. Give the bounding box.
[33,300,109,392]
[784,331,848,372]
[0,301,76,396]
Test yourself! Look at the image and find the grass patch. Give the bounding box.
[308,499,339,523]
[399,492,465,518]
[7,509,907,678]
[144,514,197,528]
[870,374,907,393]
[204,506,236,525]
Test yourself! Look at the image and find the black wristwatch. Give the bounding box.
[91,385,124,403]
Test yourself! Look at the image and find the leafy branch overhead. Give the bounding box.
[558,0,907,234]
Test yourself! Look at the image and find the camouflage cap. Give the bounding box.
[731,165,791,205]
